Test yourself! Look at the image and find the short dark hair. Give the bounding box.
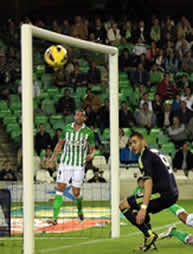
[130,131,144,140]
[137,176,144,183]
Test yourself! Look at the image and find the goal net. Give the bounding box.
[17,24,119,254]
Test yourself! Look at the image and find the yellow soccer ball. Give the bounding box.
[44,45,67,69]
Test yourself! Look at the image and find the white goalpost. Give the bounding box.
[21,24,120,254]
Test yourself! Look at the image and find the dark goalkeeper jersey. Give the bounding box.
[138,147,178,196]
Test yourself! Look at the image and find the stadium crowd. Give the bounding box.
[1,13,193,182]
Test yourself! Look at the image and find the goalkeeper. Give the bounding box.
[133,177,193,228]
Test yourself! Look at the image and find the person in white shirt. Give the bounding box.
[107,22,121,45]
[181,87,193,111]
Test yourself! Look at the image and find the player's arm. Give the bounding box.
[86,130,95,161]
[142,178,153,208]
[50,139,65,162]
[86,144,95,161]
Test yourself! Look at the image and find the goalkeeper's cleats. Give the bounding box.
[138,232,158,252]
[47,218,57,226]
[158,225,176,240]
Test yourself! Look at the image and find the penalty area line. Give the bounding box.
[39,221,181,253]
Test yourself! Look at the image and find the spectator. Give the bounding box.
[168,116,187,147]
[155,48,165,71]
[35,124,52,156]
[150,18,161,44]
[119,128,129,149]
[53,66,67,87]
[91,17,107,44]
[51,128,62,150]
[107,22,121,45]
[132,38,147,57]
[120,142,139,164]
[40,146,57,178]
[56,88,75,115]
[133,20,149,43]
[152,93,163,127]
[83,88,101,113]
[130,63,149,88]
[70,15,88,40]
[149,64,163,86]
[88,168,106,183]
[139,92,153,111]
[181,87,193,111]
[0,161,17,181]
[161,102,173,129]
[181,51,193,73]
[119,48,134,72]
[172,94,181,112]
[87,61,101,85]
[119,101,135,128]
[174,101,193,125]
[176,38,190,60]
[165,49,179,73]
[120,21,132,42]
[98,98,110,133]
[173,142,193,177]
[62,18,71,35]
[161,16,176,43]
[136,102,156,129]
[146,42,160,66]
[157,73,177,102]
[70,63,87,89]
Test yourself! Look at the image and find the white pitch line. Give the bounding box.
[39,221,181,253]
[0,236,88,241]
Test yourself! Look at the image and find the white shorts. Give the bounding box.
[56,164,85,188]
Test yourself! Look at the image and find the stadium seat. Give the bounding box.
[158,134,170,145]
[9,101,21,111]
[49,114,64,126]
[9,94,21,103]
[36,170,54,183]
[102,128,110,142]
[122,128,132,137]
[47,87,59,98]
[64,114,74,124]
[33,156,41,175]
[92,155,108,171]
[3,115,17,125]
[41,98,56,115]
[52,119,65,130]
[103,170,110,182]
[85,169,94,182]
[150,128,162,137]
[41,73,53,88]
[119,72,128,81]
[34,114,49,127]
[6,123,20,133]
[160,142,176,157]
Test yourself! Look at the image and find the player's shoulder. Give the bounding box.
[64,123,73,131]
[83,125,94,134]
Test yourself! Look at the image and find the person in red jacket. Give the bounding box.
[157,73,177,102]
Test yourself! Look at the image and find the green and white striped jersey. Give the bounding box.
[60,122,95,168]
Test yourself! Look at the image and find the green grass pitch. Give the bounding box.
[1,200,193,254]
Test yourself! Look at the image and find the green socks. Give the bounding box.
[170,228,189,243]
[76,196,83,216]
[169,204,185,216]
[53,194,63,219]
